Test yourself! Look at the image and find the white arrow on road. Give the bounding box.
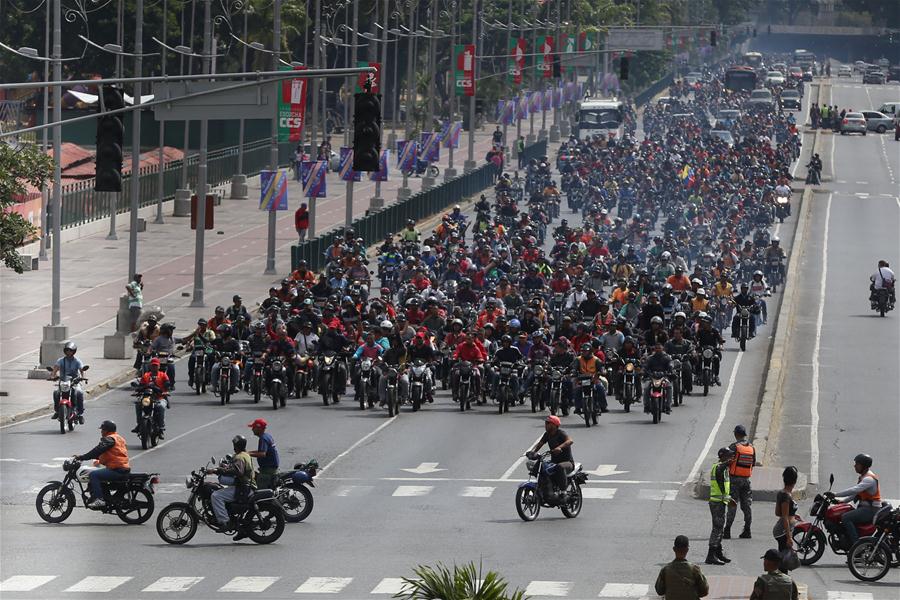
[401,462,446,475]
[584,464,629,477]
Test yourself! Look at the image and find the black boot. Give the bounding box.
[715,545,731,563]
[723,526,731,539]
[739,526,752,539]
[705,548,725,565]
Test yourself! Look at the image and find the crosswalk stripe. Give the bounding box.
[370,578,411,595]
[0,576,56,592]
[142,577,205,592]
[295,577,353,594]
[525,580,573,597]
[582,487,616,499]
[64,576,132,593]
[219,577,280,593]
[638,489,678,501]
[598,583,649,598]
[827,593,873,600]
[459,486,495,497]
[392,485,433,497]
[331,485,373,497]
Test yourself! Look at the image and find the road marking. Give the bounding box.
[318,416,396,475]
[854,192,869,198]
[525,581,573,597]
[392,485,433,497]
[459,486,495,497]
[76,309,86,314]
[0,576,56,592]
[0,457,23,462]
[331,485,374,497]
[219,577,280,593]
[370,578,411,595]
[142,577,205,592]
[321,476,682,485]
[584,464,629,477]
[638,489,678,501]
[809,192,831,487]
[598,583,649,598]
[295,577,353,594]
[827,593,873,600]
[684,352,744,486]
[499,433,545,480]
[855,181,868,184]
[131,413,234,460]
[401,462,446,474]
[64,576,132,593]
[582,487,616,499]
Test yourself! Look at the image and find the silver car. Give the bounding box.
[840,112,867,135]
[709,129,735,146]
[861,110,894,134]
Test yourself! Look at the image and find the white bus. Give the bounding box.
[575,99,625,140]
[793,49,815,67]
[742,51,763,69]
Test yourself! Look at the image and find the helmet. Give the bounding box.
[422,246,431,252]
[508,319,521,328]
[197,318,208,326]
[215,305,225,314]
[772,237,780,244]
[501,335,512,344]
[532,330,544,339]
[545,415,561,427]
[754,270,764,277]
[701,314,713,324]
[580,343,592,352]
[853,453,873,470]
[674,311,687,320]
[651,316,663,325]
[718,447,734,460]
[217,324,231,336]
[63,341,77,353]
[452,319,463,328]
[380,320,393,330]
[99,420,117,432]
[147,315,158,323]
[661,251,671,260]
[697,288,707,296]
[232,435,248,453]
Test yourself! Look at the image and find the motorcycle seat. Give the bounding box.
[567,463,583,478]
[125,473,152,483]
[251,489,275,501]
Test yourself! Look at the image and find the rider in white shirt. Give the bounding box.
[869,260,896,307]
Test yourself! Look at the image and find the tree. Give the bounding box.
[396,562,526,600]
[0,142,53,274]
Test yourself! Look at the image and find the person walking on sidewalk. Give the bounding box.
[725,424,755,540]
[749,549,799,600]
[707,447,735,565]
[247,418,279,490]
[654,535,709,600]
[492,125,503,147]
[516,136,526,170]
[126,273,144,332]
[295,203,310,242]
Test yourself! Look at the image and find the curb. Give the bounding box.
[693,466,810,502]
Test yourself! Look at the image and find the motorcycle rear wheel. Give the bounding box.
[277,485,314,523]
[35,483,75,523]
[560,482,583,518]
[515,487,540,522]
[848,537,891,582]
[156,502,198,545]
[793,528,826,565]
[245,503,286,544]
[740,337,747,352]
[115,489,155,524]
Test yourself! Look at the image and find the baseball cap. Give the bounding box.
[149,357,161,366]
[248,418,268,429]
[761,549,781,562]
[734,424,747,436]
[545,415,561,426]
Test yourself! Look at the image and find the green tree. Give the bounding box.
[0,142,53,273]
[396,562,526,600]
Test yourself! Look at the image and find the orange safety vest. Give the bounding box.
[98,433,130,470]
[858,471,881,503]
[578,356,599,375]
[729,442,755,477]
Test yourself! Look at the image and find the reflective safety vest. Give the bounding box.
[99,433,130,470]
[858,471,881,503]
[709,462,730,504]
[729,442,755,478]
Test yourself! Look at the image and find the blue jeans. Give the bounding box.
[211,363,241,392]
[574,383,608,411]
[89,467,130,500]
[53,389,84,415]
[211,486,236,525]
[134,400,166,431]
[841,505,878,545]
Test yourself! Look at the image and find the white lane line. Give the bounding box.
[0,576,57,592]
[459,486,495,497]
[638,489,678,501]
[294,577,353,594]
[64,576,132,593]
[827,593,873,600]
[131,413,234,460]
[370,578,412,595]
[391,485,433,497]
[142,577,205,592]
[318,416,397,475]
[499,433,545,480]
[219,577,280,593]
[321,476,682,485]
[684,352,744,486]
[525,581,573,597]
[76,309,86,314]
[598,583,649,598]
[330,485,374,497]
[809,193,831,487]
[582,487,617,499]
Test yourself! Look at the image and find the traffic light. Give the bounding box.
[94,86,125,192]
[619,56,629,81]
[352,91,382,172]
[710,30,717,46]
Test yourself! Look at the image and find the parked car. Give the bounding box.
[861,111,894,133]
[802,69,813,82]
[863,69,886,84]
[840,112,867,135]
[780,89,801,110]
[837,65,853,77]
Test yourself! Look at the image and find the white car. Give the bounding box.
[837,65,852,77]
[766,71,785,85]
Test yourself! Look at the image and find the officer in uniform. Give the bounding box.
[749,549,799,600]
[706,447,735,565]
[654,535,710,600]
[725,424,755,539]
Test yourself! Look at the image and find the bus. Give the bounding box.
[724,66,758,92]
[793,49,815,68]
[742,52,763,69]
[575,99,625,139]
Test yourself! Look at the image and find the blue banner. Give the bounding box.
[259,169,288,210]
[339,147,361,182]
[369,150,389,182]
[397,140,418,172]
[301,161,327,198]
[420,131,440,163]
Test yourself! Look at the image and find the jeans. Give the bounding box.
[211,486,236,525]
[574,382,608,412]
[211,363,241,392]
[378,372,409,404]
[298,228,308,242]
[89,467,130,500]
[53,389,84,415]
[134,399,166,431]
[841,504,878,545]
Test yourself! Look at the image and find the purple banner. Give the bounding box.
[542,89,552,111]
[301,161,327,198]
[501,100,515,126]
[397,140,418,172]
[339,147,361,182]
[420,131,440,163]
[369,149,389,182]
[516,95,529,120]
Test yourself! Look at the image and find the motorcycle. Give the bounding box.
[272,459,318,523]
[847,504,900,582]
[384,366,401,417]
[293,353,314,398]
[36,459,157,524]
[872,288,894,318]
[266,357,287,410]
[355,357,379,410]
[190,344,214,394]
[645,371,669,424]
[131,381,167,449]
[576,375,598,427]
[317,351,344,406]
[494,361,517,414]
[775,193,790,222]
[698,346,716,396]
[766,257,784,292]
[547,366,567,416]
[735,307,756,351]
[619,358,640,412]
[670,357,684,407]
[156,457,285,545]
[515,451,587,522]
[47,366,88,434]
[247,352,264,404]
[216,352,236,406]
[529,361,548,413]
[407,359,429,411]
[454,360,476,412]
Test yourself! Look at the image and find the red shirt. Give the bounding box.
[454,341,487,363]
[294,208,309,231]
[140,371,170,393]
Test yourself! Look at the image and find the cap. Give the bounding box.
[545,415,561,426]
[248,418,268,430]
[674,535,690,549]
[149,357,161,366]
[99,419,117,432]
[761,549,782,562]
[734,424,747,436]
[233,294,242,302]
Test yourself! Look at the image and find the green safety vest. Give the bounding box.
[709,462,730,504]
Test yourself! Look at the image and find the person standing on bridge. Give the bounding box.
[725,424,755,540]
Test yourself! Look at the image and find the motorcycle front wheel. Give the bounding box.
[115,489,155,524]
[35,482,76,523]
[245,502,286,544]
[59,404,69,434]
[848,537,892,582]
[515,487,540,522]
[792,528,826,565]
[156,502,198,545]
[277,485,314,523]
[560,482,583,518]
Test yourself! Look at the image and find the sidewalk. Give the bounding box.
[0,129,501,424]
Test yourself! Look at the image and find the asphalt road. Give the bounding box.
[1,86,876,600]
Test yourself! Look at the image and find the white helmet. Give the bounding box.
[661,251,671,260]
[380,320,393,329]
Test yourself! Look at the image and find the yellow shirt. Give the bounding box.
[713,282,733,298]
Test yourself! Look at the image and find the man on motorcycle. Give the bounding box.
[406,333,437,402]
[490,335,524,402]
[665,327,694,395]
[132,315,160,371]
[149,323,177,386]
[132,357,169,437]
[869,259,895,308]
[731,283,758,339]
[571,343,608,414]
[73,420,130,509]
[827,453,883,546]
[183,319,217,389]
[226,295,250,323]
[642,341,673,414]
[210,324,242,395]
[50,341,87,422]
[695,314,724,385]
[529,415,574,504]
[451,333,487,397]
[208,435,256,541]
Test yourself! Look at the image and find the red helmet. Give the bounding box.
[545,415,561,427]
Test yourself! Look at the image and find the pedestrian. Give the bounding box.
[654,535,710,600]
[773,466,799,570]
[247,418,279,490]
[749,549,799,600]
[492,125,503,146]
[516,135,526,170]
[809,104,819,129]
[294,143,304,181]
[725,424,755,540]
[490,147,504,182]
[126,273,144,333]
[706,446,735,565]
[295,202,310,243]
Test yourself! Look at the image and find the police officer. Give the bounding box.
[725,424,755,539]
[707,447,735,565]
[749,549,799,600]
[654,535,710,600]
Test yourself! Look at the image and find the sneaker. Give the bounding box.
[131,426,140,434]
[87,499,106,509]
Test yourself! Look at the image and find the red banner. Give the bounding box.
[278,65,307,143]
[539,36,554,79]
[357,61,380,93]
[456,44,476,97]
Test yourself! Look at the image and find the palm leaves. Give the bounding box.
[395,561,527,600]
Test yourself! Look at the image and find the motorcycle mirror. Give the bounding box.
[81,365,90,371]
[829,473,834,487]
[211,456,217,465]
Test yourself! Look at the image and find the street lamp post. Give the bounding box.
[463,0,477,173]
[176,0,197,214]
[39,0,50,260]
[443,0,457,181]
[264,0,282,275]
[155,0,167,224]
[308,0,321,236]
[190,0,212,307]
[549,0,560,142]
[127,0,144,283]
[343,0,357,227]
[106,0,125,240]
[370,0,389,209]
[397,0,415,199]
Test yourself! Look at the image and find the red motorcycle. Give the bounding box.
[794,474,878,565]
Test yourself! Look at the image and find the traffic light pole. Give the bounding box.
[308,0,321,237]
[127,0,144,282]
[370,0,388,209]
[190,0,212,307]
[344,0,358,228]
[264,0,281,275]
[463,0,477,173]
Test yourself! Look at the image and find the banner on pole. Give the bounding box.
[259,169,288,211]
[552,86,562,108]
[442,121,462,148]
[277,65,308,143]
[455,44,476,97]
[420,131,440,162]
[356,61,381,93]
[542,89,552,111]
[508,38,526,85]
[501,100,515,126]
[369,150,389,181]
[339,147,361,181]
[564,33,577,74]
[397,140,418,172]
[537,35,554,78]
[516,95,529,120]
[301,161,327,198]
[529,91,541,112]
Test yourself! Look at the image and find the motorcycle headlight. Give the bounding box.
[625,363,634,372]
[526,460,537,471]
[324,356,334,365]
[703,348,714,359]
[221,358,231,366]
[741,309,749,317]
[60,381,71,392]
[142,397,151,407]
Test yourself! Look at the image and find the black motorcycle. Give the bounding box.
[317,351,345,405]
[576,375,598,427]
[36,459,157,524]
[848,504,900,582]
[454,360,477,412]
[529,361,549,413]
[494,361,518,414]
[156,457,285,545]
[266,357,287,410]
[698,346,716,396]
[272,460,318,523]
[872,288,894,318]
[131,381,167,449]
[407,359,429,412]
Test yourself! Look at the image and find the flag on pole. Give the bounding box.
[301,161,327,198]
[369,150,389,181]
[339,147,360,182]
[420,131,440,162]
[259,169,288,210]
[529,91,541,112]
[516,95,529,120]
[501,100,515,125]
[397,140,418,172]
[542,89,552,111]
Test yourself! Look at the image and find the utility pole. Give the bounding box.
[308,0,321,236]
[237,8,248,176]
[176,0,197,212]
[127,0,144,282]
[527,7,537,144]
[39,0,50,260]
[191,0,212,307]
[264,0,281,275]
[371,0,389,208]
[421,0,438,190]
[463,0,477,173]
[398,0,415,199]
[549,0,560,142]
[344,0,358,227]
[444,0,458,181]
[504,0,511,160]
[155,0,167,224]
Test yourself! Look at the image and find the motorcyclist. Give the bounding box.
[207,435,256,541]
[262,323,297,394]
[406,333,437,402]
[451,333,487,399]
[749,271,769,325]
[149,323,177,386]
[642,341,673,414]
[571,343,608,415]
[132,357,169,437]
[50,341,87,422]
[529,415,574,504]
[183,318,217,389]
[490,335,524,402]
[827,454,883,546]
[225,294,250,323]
[132,315,160,371]
[73,420,130,509]
[869,259,895,308]
[644,315,668,347]
[243,322,270,390]
[665,326,694,395]
[695,314,724,385]
[548,338,575,415]
[210,324,242,395]
[731,283,758,339]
